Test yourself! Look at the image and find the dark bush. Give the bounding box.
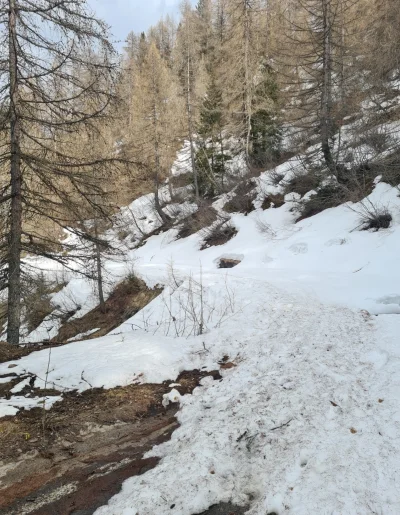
[297,184,346,221]
[200,221,238,250]
[362,212,392,230]
[336,163,376,197]
[356,202,392,231]
[282,169,322,197]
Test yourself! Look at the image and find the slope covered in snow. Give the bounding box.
[1,141,400,513]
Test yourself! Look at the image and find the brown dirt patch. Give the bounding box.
[200,223,238,250]
[0,342,33,364]
[177,201,217,240]
[0,369,222,514]
[54,276,162,344]
[199,503,249,515]
[261,193,285,210]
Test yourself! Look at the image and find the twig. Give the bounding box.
[80,370,93,388]
[270,418,293,431]
[236,430,248,442]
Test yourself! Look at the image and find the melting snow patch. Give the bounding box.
[0,396,62,418]
[162,388,182,408]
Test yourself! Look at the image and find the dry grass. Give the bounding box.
[54,276,162,343]
[352,200,393,231]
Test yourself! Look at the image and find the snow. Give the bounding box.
[162,388,182,407]
[0,330,197,392]
[95,282,400,515]
[0,395,62,418]
[67,328,100,342]
[1,141,400,512]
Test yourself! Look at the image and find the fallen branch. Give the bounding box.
[270,418,293,431]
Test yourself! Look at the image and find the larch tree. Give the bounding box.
[219,0,273,165]
[130,42,182,224]
[0,0,117,345]
[174,1,204,200]
[282,0,360,173]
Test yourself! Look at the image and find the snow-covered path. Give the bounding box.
[1,160,400,512]
[94,277,400,515]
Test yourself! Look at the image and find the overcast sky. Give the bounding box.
[89,0,196,48]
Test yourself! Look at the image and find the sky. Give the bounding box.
[89,0,196,49]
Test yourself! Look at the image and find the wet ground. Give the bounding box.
[0,370,223,515]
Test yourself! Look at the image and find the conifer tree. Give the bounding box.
[0,0,117,345]
[130,43,182,223]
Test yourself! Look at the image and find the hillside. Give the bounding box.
[0,135,399,513]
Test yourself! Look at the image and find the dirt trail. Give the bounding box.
[0,370,221,515]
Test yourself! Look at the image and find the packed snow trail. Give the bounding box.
[1,150,400,511]
[94,277,400,515]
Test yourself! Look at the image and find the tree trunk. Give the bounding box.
[151,94,169,225]
[7,0,22,345]
[244,0,252,163]
[186,50,199,201]
[94,224,105,313]
[321,0,336,174]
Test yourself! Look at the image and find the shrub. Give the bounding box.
[267,169,286,186]
[355,201,392,231]
[297,184,346,221]
[200,220,238,250]
[336,163,376,199]
[376,149,400,187]
[357,129,391,154]
[282,168,322,197]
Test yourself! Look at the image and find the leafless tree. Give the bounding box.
[0,0,119,344]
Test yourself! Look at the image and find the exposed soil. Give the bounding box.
[200,503,249,515]
[54,277,162,344]
[200,224,238,250]
[261,193,285,210]
[218,258,242,269]
[0,342,34,364]
[0,369,222,515]
[177,201,217,240]
[0,278,162,366]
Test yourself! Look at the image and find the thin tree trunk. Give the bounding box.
[219,130,226,190]
[186,48,199,200]
[7,0,22,345]
[151,88,169,225]
[321,0,335,174]
[94,224,105,313]
[244,0,252,163]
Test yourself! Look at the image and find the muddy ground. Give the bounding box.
[0,370,227,515]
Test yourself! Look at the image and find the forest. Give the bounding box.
[0,1,400,513]
[1,0,399,346]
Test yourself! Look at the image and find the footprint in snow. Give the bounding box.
[289,242,308,255]
[325,237,349,247]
